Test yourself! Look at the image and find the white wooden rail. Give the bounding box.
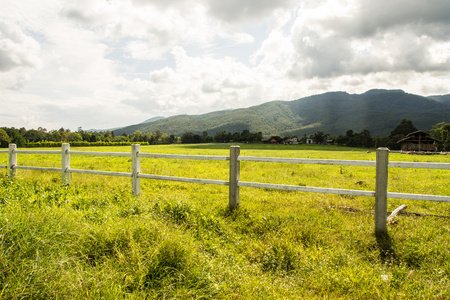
[1,143,449,234]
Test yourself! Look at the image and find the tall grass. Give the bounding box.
[0,144,449,298]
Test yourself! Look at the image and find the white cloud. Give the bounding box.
[0,20,42,89]
[0,0,449,131]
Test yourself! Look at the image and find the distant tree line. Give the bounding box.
[181,130,263,144]
[1,120,449,150]
[0,127,177,148]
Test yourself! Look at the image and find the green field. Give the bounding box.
[0,144,449,299]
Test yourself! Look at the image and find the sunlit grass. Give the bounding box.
[0,144,449,298]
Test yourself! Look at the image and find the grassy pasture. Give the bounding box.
[0,144,449,299]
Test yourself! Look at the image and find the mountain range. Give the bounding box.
[113,89,450,138]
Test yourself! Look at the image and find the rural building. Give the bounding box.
[283,138,299,145]
[397,131,440,152]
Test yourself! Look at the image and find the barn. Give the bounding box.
[397,130,440,152]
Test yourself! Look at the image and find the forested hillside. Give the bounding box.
[113,89,450,137]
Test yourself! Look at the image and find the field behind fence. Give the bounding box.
[1,143,450,298]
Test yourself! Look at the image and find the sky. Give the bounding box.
[1,0,450,131]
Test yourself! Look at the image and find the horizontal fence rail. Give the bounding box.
[138,174,229,186]
[238,181,376,197]
[239,156,377,167]
[140,153,229,161]
[2,143,449,234]
[70,151,131,157]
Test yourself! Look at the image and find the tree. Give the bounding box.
[441,123,450,151]
[155,130,162,143]
[214,131,228,143]
[387,119,418,150]
[201,131,209,142]
[181,132,195,144]
[0,129,11,148]
[359,129,374,148]
[312,132,326,144]
[113,136,129,142]
[24,129,45,142]
[48,130,62,141]
[335,134,346,146]
[345,130,356,146]
[374,136,389,148]
[67,132,82,142]
[3,127,26,147]
[390,119,417,137]
[430,122,446,151]
[103,131,113,141]
[130,131,143,142]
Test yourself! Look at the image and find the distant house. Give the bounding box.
[397,131,440,152]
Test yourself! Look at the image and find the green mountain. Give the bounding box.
[113,89,450,137]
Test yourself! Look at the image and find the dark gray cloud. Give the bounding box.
[131,0,295,23]
[207,0,294,22]
[62,8,98,25]
[288,0,450,79]
[321,0,450,39]
[131,0,187,8]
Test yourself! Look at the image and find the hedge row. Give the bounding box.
[23,141,150,148]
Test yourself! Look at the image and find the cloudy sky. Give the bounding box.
[1,0,450,131]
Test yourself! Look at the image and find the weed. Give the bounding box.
[260,239,298,274]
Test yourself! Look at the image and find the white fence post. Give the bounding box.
[375,147,389,234]
[8,143,17,179]
[62,143,70,185]
[132,144,140,196]
[229,145,240,210]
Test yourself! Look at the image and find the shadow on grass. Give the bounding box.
[375,231,396,263]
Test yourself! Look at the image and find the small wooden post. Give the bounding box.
[8,143,17,179]
[375,147,389,234]
[131,144,140,196]
[62,143,70,185]
[387,204,407,223]
[229,145,240,210]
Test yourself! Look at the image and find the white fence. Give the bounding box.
[1,143,449,233]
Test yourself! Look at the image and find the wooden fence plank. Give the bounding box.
[132,144,140,196]
[8,144,16,179]
[229,146,240,210]
[375,148,389,234]
[62,143,70,185]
